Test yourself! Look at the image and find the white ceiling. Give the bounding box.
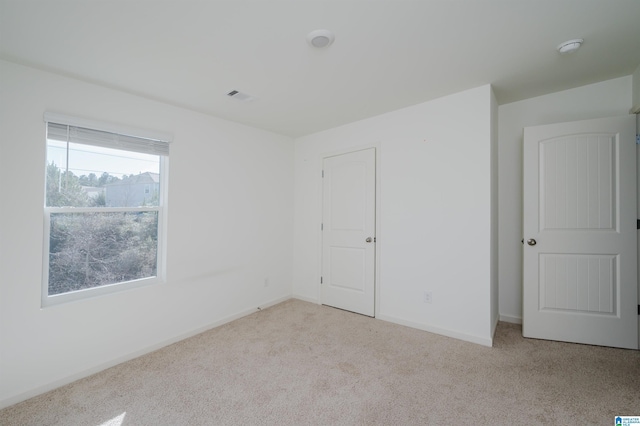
[1,0,639,137]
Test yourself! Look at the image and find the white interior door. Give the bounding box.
[321,148,376,317]
[523,115,637,349]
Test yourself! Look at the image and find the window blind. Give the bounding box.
[44,113,170,156]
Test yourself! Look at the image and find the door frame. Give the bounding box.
[317,143,381,317]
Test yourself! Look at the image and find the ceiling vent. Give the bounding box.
[227,90,256,102]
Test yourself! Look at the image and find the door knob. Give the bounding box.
[527,239,537,246]
[366,237,373,243]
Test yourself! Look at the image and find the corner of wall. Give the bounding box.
[632,64,640,111]
[490,86,500,332]
[294,85,497,346]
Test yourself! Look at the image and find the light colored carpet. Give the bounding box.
[1,299,639,425]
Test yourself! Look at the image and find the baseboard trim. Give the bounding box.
[376,314,493,347]
[499,314,523,324]
[0,294,291,410]
[256,295,292,311]
[291,294,319,304]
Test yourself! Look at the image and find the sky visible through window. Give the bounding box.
[47,140,159,179]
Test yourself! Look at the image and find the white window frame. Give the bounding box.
[42,113,171,307]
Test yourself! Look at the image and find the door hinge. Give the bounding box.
[637,219,640,230]
[322,170,324,178]
[320,276,323,284]
[321,223,323,231]
[636,134,640,145]
[638,305,640,315]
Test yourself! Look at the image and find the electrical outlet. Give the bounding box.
[423,291,432,304]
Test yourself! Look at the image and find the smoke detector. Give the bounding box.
[307,29,335,48]
[557,39,583,54]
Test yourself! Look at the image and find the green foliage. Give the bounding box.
[46,162,90,207]
[98,171,120,186]
[78,172,99,187]
[90,192,106,207]
[48,212,159,295]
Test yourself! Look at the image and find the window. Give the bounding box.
[42,113,170,306]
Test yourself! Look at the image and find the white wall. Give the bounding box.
[632,64,640,110]
[498,76,633,322]
[293,85,497,346]
[0,60,294,408]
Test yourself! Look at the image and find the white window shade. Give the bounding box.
[44,112,171,156]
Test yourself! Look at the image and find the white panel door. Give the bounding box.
[322,148,376,317]
[523,115,637,349]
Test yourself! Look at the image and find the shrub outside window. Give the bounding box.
[43,113,170,306]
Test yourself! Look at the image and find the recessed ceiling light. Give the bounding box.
[307,29,334,48]
[557,39,583,54]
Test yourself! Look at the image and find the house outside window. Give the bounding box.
[105,173,159,207]
[42,113,170,306]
